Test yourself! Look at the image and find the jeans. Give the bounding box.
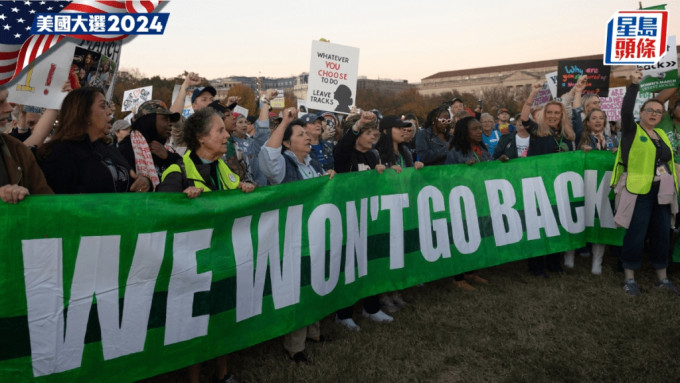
[621,182,670,270]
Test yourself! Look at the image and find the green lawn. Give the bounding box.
[142,254,680,383]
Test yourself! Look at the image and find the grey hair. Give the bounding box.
[183,107,220,152]
[480,112,494,122]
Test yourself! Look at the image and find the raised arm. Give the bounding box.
[571,75,587,110]
[259,107,296,184]
[521,82,543,122]
[258,89,277,121]
[170,73,201,114]
[23,109,57,148]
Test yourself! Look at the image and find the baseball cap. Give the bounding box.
[191,86,216,104]
[134,100,180,122]
[497,107,510,115]
[208,100,237,114]
[300,113,323,125]
[379,115,411,131]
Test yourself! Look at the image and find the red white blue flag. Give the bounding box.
[0,1,161,85]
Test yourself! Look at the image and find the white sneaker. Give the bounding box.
[335,316,361,331]
[362,309,393,323]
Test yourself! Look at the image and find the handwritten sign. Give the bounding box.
[121,86,152,112]
[557,59,611,97]
[307,40,360,114]
[598,86,625,122]
[7,39,121,109]
[532,82,552,108]
[638,35,678,93]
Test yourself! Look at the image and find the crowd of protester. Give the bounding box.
[1,67,680,383]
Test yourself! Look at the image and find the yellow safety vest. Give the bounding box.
[611,124,678,194]
[161,150,240,191]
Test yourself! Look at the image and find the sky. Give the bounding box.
[118,0,680,84]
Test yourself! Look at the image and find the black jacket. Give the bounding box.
[333,128,380,173]
[39,137,132,194]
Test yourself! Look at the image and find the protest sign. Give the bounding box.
[270,89,285,108]
[297,99,308,118]
[0,151,623,383]
[307,40,359,114]
[233,105,249,118]
[532,82,552,108]
[638,36,679,93]
[557,60,611,97]
[599,86,626,122]
[122,86,153,112]
[545,71,558,99]
[6,39,122,109]
[172,84,195,118]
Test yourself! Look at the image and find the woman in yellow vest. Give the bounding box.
[158,107,254,197]
[611,69,679,297]
[157,107,252,383]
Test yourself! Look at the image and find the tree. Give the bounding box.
[228,84,256,116]
[478,86,521,117]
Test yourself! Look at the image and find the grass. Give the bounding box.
[141,254,680,383]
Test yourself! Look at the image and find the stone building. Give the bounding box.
[418,48,680,98]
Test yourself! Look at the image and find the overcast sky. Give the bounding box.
[119,0,680,83]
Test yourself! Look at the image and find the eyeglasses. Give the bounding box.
[437,118,452,124]
[642,108,664,116]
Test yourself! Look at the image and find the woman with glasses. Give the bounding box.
[415,105,452,165]
[611,68,679,296]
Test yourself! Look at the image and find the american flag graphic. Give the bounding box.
[0,1,161,86]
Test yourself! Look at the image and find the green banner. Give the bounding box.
[0,151,624,382]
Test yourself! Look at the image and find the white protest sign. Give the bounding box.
[545,71,558,99]
[122,86,152,112]
[297,99,308,118]
[598,86,625,122]
[233,105,249,118]
[307,40,359,114]
[172,84,194,118]
[270,89,285,108]
[7,39,122,109]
